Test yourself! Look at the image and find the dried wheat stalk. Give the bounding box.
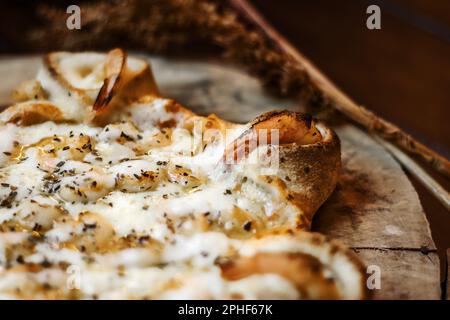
[228,0,450,180]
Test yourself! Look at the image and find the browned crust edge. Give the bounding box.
[277,120,341,223]
[227,110,341,227]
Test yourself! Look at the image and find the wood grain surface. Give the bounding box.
[357,249,440,299]
[314,125,435,250]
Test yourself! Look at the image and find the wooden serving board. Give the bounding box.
[0,55,440,300]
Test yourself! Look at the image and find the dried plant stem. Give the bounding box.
[229,0,450,179]
[374,136,450,211]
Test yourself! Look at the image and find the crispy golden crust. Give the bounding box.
[93,48,127,112]
[0,101,65,125]
[219,232,369,300]
[222,109,341,228]
[40,50,160,124]
[277,120,341,224]
[302,232,370,300]
[221,252,342,299]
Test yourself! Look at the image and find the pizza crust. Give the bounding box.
[222,232,369,300]
[276,121,341,225]
[223,109,341,227]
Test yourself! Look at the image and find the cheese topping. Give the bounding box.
[0,51,363,300]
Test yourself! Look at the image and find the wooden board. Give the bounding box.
[0,55,441,299]
[356,249,440,300]
[315,125,436,250]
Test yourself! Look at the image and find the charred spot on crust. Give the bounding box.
[250,110,315,128]
[157,118,177,128]
[164,101,181,113]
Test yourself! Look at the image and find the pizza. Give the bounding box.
[0,49,368,299]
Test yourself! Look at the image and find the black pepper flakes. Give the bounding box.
[41,259,51,268]
[82,222,97,232]
[16,255,25,264]
[138,235,150,244]
[243,221,252,231]
[200,251,209,257]
[120,131,134,141]
[42,283,52,290]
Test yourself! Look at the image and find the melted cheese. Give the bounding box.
[0,97,308,299]
[0,52,360,300]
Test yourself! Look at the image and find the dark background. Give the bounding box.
[253,0,450,277]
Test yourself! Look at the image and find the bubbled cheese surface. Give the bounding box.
[0,94,310,299]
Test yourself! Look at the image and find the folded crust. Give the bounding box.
[32,49,159,123]
[0,101,64,125]
[276,119,341,224]
[222,109,340,227]
[220,232,369,300]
